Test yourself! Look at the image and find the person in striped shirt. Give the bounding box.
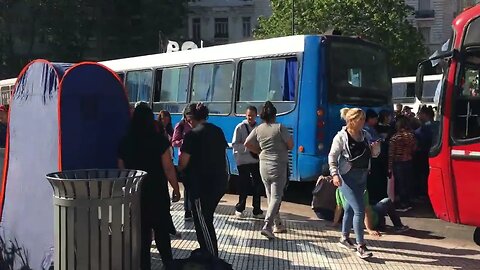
[388,116,416,212]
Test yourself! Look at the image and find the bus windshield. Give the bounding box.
[328,41,391,106]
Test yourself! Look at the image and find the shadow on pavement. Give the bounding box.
[399,227,445,240]
[366,239,480,269]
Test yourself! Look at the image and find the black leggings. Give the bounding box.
[140,200,173,269]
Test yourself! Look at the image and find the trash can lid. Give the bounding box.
[46,169,147,181]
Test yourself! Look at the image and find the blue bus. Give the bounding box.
[101,35,392,182]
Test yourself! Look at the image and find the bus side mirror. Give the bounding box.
[415,63,426,100]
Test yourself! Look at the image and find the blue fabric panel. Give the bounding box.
[283,58,297,101]
[60,64,129,170]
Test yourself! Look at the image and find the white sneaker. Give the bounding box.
[235,211,246,218]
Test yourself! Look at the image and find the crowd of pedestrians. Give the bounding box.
[119,101,292,269]
[117,100,434,268]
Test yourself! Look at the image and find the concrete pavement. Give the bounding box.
[151,193,480,269]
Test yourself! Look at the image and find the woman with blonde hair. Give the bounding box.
[328,108,380,259]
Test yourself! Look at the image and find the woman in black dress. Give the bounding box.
[118,103,180,269]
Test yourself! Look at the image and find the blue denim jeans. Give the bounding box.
[339,168,368,245]
[373,198,403,228]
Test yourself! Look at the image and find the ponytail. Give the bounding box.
[260,101,277,123]
[340,108,350,121]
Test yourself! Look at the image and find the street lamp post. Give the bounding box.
[292,0,295,35]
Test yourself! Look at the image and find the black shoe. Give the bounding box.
[337,237,356,251]
[184,211,193,222]
[356,245,373,259]
[252,209,264,219]
[393,225,410,233]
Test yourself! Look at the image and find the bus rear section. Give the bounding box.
[295,36,391,182]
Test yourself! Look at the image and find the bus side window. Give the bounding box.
[153,67,189,113]
[236,57,297,114]
[192,62,234,114]
[406,83,415,98]
[452,67,480,140]
[422,80,439,101]
[392,83,406,100]
[125,70,153,103]
[0,86,9,105]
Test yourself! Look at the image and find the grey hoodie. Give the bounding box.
[328,127,372,176]
[232,120,259,166]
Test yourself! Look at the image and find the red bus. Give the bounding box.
[416,4,480,244]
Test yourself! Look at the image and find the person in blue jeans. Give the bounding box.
[329,108,380,259]
[334,189,410,236]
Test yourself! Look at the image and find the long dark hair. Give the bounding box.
[185,102,209,121]
[260,101,277,123]
[158,110,174,136]
[128,103,157,138]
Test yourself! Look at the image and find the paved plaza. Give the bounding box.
[151,194,480,270]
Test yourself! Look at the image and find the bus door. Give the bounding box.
[449,62,480,227]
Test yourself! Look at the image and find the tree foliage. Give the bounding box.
[255,0,428,76]
[0,0,186,78]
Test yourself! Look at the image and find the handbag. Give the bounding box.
[311,175,337,212]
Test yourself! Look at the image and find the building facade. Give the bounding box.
[186,0,272,46]
[405,0,459,53]
[459,0,480,10]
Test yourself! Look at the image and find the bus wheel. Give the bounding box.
[474,227,480,246]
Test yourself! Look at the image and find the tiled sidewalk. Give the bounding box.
[151,200,480,270]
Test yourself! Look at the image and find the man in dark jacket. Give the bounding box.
[414,106,434,198]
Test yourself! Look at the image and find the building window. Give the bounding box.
[214,18,229,38]
[192,18,201,41]
[418,0,431,10]
[419,27,431,43]
[242,17,251,37]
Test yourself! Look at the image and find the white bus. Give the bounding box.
[0,78,16,105]
[392,74,442,112]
